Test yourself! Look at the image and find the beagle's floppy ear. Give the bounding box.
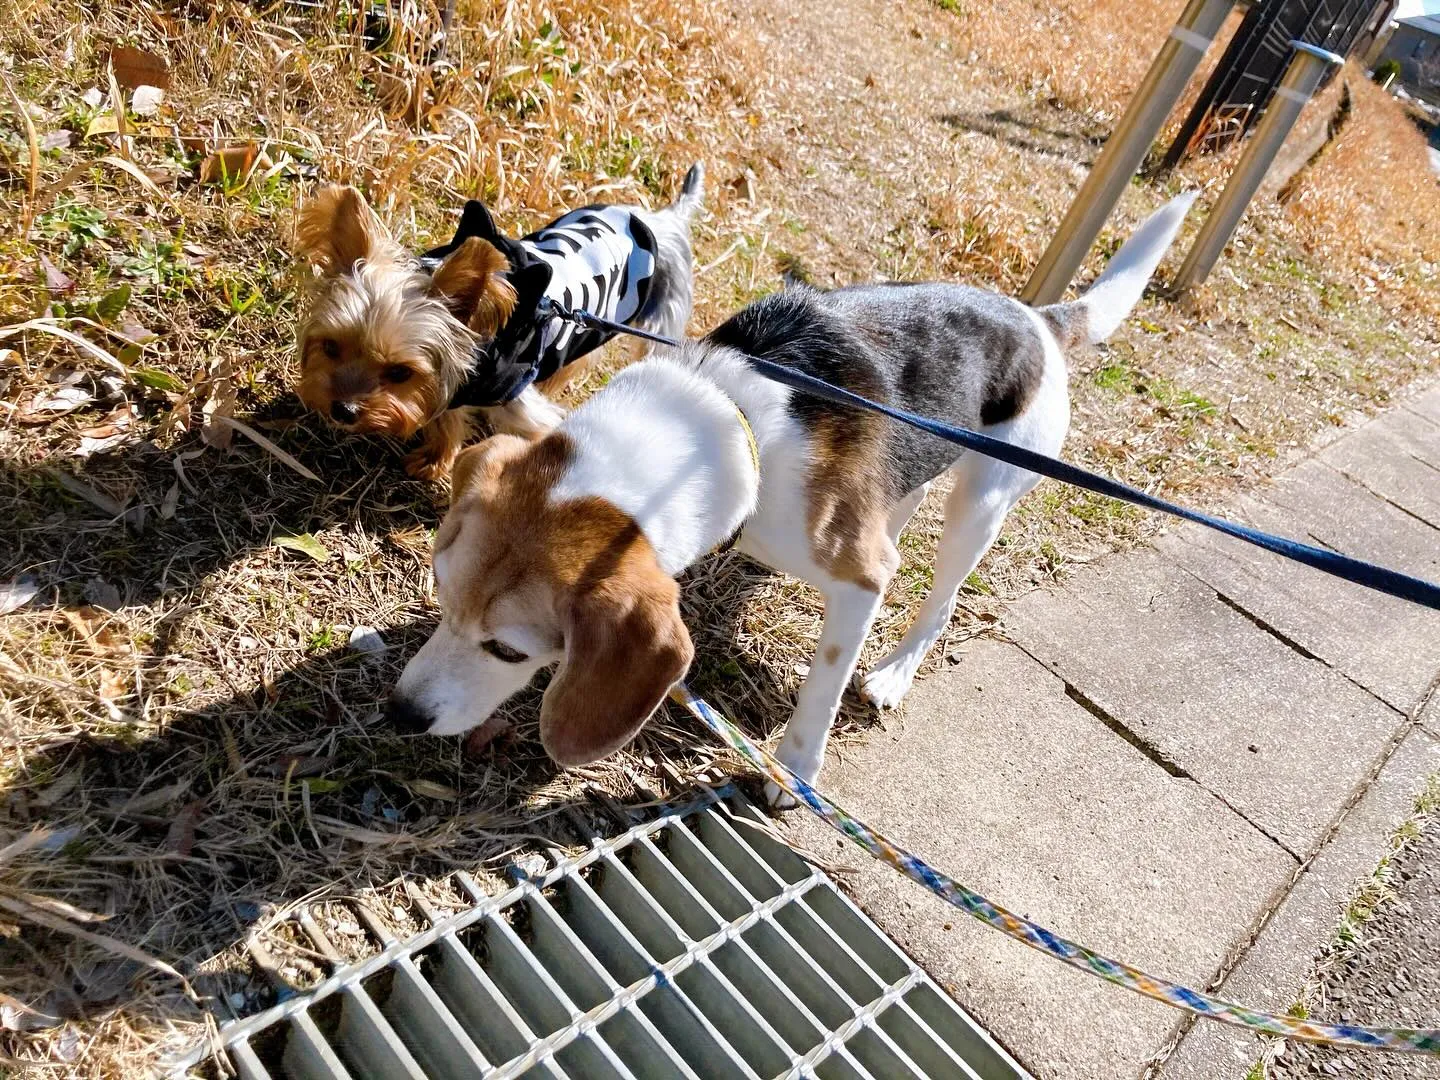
[429,237,517,338]
[295,185,391,275]
[540,568,694,767]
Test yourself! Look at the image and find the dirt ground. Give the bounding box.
[1273,823,1440,1079]
[2,0,1439,1074]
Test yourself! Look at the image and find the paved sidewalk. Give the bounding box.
[784,384,1440,1079]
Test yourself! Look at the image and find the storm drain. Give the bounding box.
[196,787,1030,1080]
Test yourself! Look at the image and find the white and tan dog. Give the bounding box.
[387,195,1195,803]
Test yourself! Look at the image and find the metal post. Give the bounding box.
[1021,0,1238,306]
[1172,41,1344,292]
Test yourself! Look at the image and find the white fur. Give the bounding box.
[394,621,555,737]
[549,358,760,575]
[1078,192,1196,342]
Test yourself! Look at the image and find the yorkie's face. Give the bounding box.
[293,186,516,439]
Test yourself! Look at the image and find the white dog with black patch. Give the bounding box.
[387,195,1196,805]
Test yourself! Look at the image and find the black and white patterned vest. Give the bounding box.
[421,200,659,406]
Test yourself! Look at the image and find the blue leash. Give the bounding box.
[536,298,1440,612]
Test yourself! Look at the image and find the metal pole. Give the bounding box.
[1172,41,1344,292]
[1021,0,1238,306]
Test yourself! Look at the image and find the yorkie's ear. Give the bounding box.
[430,237,518,338]
[296,185,390,275]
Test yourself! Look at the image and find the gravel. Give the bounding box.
[1272,822,1440,1078]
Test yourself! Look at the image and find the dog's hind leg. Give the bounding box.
[860,328,1070,710]
[766,578,888,808]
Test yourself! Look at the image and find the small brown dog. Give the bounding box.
[293,167,703,480]
[293,186,521,480]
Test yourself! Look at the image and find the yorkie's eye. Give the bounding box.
[382,364,413,384]
[482,639,528,664]
[320,338,340,360]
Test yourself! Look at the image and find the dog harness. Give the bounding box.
[420,201,659,406]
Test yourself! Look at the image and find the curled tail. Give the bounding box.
[669,162,705,221]
[1040,191,1197,348]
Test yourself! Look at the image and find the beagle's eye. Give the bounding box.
[321,338,341,360]
[482,639,528,664]
[382,364,413,384]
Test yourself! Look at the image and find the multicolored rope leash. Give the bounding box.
[669,683,1440,1054]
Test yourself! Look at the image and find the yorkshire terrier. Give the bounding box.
[293,165,704,480]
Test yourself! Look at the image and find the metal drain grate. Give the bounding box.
[190,787,1030,1079]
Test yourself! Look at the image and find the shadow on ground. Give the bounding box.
[0,408,813,1066]
[935,106,1106,164]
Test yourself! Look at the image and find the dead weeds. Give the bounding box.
[0,0,1438,1074]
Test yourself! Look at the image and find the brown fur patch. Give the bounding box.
[297,321,441,442]
[804,409,899,594]
[406,408,476,482]
[439,432,693,765]
[295,185,394,274]
[429,237,518,339]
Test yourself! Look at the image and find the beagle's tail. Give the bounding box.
[1039,192,1197,348]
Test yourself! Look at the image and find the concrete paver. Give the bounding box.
[1002,547,1405,857]
[784,641,1294,1080]
[1320,409,1440,530]
[1155,459,1440,715]
[1159,726,1440,1079]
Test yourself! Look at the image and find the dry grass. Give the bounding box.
[1,0,1438,1074]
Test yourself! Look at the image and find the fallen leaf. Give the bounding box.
[163,799,204,856]
[348,625,386,654]
[75,431,132,458]
[274,533,329,562]
[0,992,61,1034]
[198,143,271,187]
[60,606,130,655]
[23,385,92,421]
[81,88,104,109]
[159,480,180,520]
[130,85,164,117]
[405,779,459,801]
[94,283,131,323]
[0,578,40,615]
[200,357,235,449]
[77,409,132,440]
[117,319,155,344]
[40,130,72,151]
[98,670,127,718]
[84,113,119,139]
[38,255,74,297]
[84,577,122,610]
[112,780,189,816]
[131,366,182,392]
[108,46,170,91]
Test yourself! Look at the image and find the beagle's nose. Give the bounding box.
[385,695,433,736]
[330,399,360,425]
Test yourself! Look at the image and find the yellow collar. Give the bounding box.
[712,406,760,557]
[735,405,760,478]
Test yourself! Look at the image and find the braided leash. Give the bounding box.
[670,684,1440,1054]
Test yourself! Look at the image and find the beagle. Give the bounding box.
[387,195,1196,804]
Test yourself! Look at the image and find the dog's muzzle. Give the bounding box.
[385,694,432,735]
